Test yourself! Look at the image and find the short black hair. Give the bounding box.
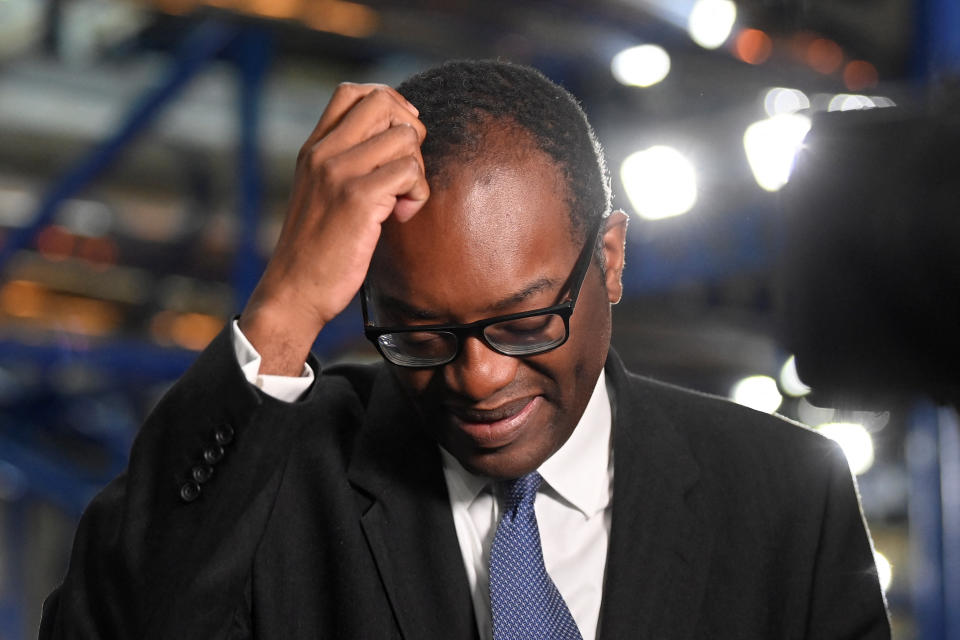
[396,59,612,247]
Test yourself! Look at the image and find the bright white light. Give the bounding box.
[779,355,812,397]
[620,145,698,220]
[828,94,876,112]
[797,398,835,427]
[731,375,782,414]
[611,44,672,88]
[743,113,812,192]
[874,551,893,593]
[817,422,875,475]
[763,87,810,116]
[58,199,113,237]
[688,0,737,49]
[871,96,897,108]
[0,186,36,227]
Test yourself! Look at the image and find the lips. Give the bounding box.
[448,396,534,423]
[446,396,542,448]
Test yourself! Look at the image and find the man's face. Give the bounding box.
[368,132,625,479]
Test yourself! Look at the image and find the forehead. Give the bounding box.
[369,142,579,316]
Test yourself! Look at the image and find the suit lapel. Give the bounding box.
[598,353,714,640]
[347,368,478,640]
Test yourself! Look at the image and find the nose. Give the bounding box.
[443,336,519,402]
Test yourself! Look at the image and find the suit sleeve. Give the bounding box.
[38,324,330,640]
[806,442,891,639]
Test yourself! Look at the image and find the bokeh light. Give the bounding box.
[816,422,875,475]
[763,87,810,116]
[734,28,773,65]
[36,225,76,262]
[827,93,896,112]
[806,38,843,74]
[844,60,879,91]
[743,113,811,192]
[611,44,671,88]
[874,551,893,594]
[870,96,897,108]
[687,0,737,50]
[620,145,698,220]
[779,355,812,397]
[797,398,835,427]
[0,280,45,319]
[730,375,783,414]
[0,0,45,60]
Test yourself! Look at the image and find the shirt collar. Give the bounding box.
[538,369,612,519]
[440,369,613,519]
[441,446,489,509]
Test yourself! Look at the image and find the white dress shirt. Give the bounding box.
[441,372,613,640]
[230,321,614,640]
[231,320,315,403]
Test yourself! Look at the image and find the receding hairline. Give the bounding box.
[422,116,581,240]
[396,59,611,246]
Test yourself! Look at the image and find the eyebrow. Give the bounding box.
[481,277,559,313]
[377,276,562,322]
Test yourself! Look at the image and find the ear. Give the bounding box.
[602,210,629,304]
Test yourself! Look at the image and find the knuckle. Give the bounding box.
[397,123,419,145]
[368,86,396,107]
[304,147,336,178]
[315,155,339,181]
[340,178,365,204]
[296,142,314,166]
[335,81,360,95]
[400,155,421,176]
[369,85,390,98]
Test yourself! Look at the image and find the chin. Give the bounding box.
[456,449,545,480]
[447,426,566,479]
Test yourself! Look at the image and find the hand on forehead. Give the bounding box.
[370,144,579,320]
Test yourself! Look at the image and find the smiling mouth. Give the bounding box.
[448,396,535,423]
[446,396,542,448]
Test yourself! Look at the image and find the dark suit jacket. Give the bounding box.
[40,326,890,639]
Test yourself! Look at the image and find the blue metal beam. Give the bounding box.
[938,408,960,640]
[908,402,946,640]
[0,19,239,272]
[913,0,960,80]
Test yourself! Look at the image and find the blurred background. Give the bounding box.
[0,0,958,637]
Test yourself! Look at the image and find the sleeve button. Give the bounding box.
[214,423,235,446]
[203,445,225,465]
[180,481,201,503]
[192,465,214,484]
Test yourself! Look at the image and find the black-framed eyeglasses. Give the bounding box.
[361,216,605,368]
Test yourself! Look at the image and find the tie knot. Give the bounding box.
[502,471,542,513]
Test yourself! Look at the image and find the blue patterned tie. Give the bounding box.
[489,472,583,640]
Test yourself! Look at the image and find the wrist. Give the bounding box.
[239,296,324,377]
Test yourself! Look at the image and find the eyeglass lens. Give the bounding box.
[376,312,567,366]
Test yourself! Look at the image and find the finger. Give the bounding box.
[316,87,426,159]
[299,84,375,156]
[325,123,425,181]
[351,155,430,223]
[303,83,419,153]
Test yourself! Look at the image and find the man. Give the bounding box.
[40,60,889,639]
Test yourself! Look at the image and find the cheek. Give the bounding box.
[390,368,434,396]
[572,278,612,350]
[567,282,612,385]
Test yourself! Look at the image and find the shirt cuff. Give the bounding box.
[231,319,315,403]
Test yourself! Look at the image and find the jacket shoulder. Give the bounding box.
[629,370,827,447]
[617,367,844,490]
